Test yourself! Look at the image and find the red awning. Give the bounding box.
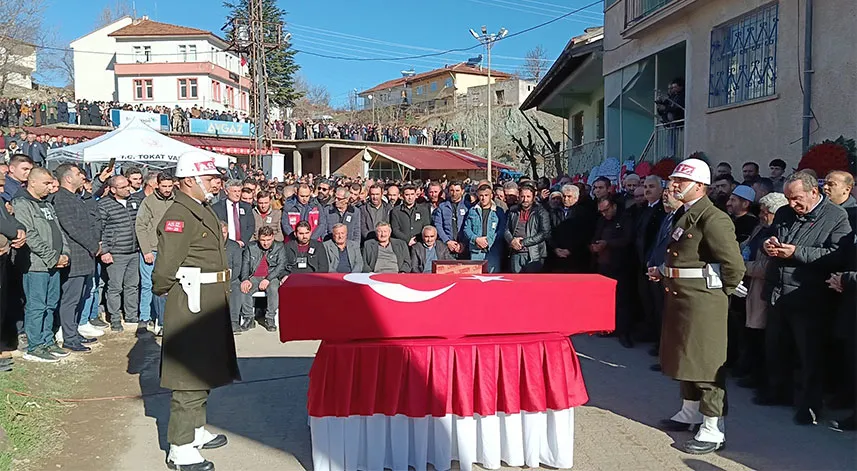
[371,146,514,171]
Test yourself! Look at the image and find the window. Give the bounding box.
[224,86,234,106]
[212,81,221,102]
[709,3,778,108]
[178,45,186,61]
[178,78,198,99]
[143,46,151,62]
[444,78,453,89]
[430,81,438,92]
[415,86,424,95]
[133,79,153,101]
[495,89,505,104]
[134,45,151,62]
[133,46,142,62]
[240,92,248,111]
[188,45,197,61]
[572,112,584,147]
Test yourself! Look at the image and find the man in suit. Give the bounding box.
[213,179,254,247]
[636,175,667,350]
[323,223,364,273]
[364,221,411,273]
[410,225,452,273]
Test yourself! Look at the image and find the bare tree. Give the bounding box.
[291,74,334,118]
[0,0,46,95]
[520,45,549,83]
[96,0,134,28]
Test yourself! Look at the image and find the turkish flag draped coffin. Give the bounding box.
[278,273,616,342]
[280,274,615,471]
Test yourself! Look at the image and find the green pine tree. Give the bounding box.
[224,0,302,108]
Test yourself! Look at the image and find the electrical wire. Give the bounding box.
[467,0,602,22]
[294,0,604,62]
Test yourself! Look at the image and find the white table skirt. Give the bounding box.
[310,408,575,471]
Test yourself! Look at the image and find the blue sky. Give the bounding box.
[43,0,604,106]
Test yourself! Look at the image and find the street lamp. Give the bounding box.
[367,94,376,124]
[469,25,507,182]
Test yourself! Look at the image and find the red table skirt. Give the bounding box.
[307,333,589,418]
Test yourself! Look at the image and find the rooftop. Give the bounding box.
[360,62,513,95]
[108,18,211,38]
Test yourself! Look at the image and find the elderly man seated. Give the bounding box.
[410,225,452,273]
[363,221,411,273]
[323,223,364,273]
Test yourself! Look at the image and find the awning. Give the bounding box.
[370,146,514,171]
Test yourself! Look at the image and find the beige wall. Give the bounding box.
[604,0,857,171]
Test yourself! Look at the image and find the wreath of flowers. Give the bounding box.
[798,136,856,176]
[650,158,677,180]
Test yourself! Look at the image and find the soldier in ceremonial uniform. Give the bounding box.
[152,152,241,470]
[648,158,745,454]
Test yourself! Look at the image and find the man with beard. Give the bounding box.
[433,180,469,259]
[360,184,391,242]
[136,173,175,333]
[504,184,551,273]
[710,174,736,212]
[153,153,239,471]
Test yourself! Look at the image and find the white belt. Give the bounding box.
[175,268,230,313]
[659,266,705,279]
[198,269,231,284]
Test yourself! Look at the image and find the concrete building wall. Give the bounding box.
[467,79,537,107]
[604,0,857,170]
[71,17,134,102]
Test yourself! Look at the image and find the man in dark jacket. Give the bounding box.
[239,226,286,332]
[2,154,32,203]
[410,225,452,273]
[390,184,430,246]
[759,171,852,425]
[591,195,635,348]
[364,221,411,273]
[504,184,551,273]
[320,187,361,243]
[98,175,141,331]
[53,164,102,350]
[0,175,25,367]
[283,220,328,275]
[281,183,325,241]
[220,221,244,334]
[549,184,596,273]
[212,179,254,247]
[360,184,391,242]
[432,180,469,259]
[636,176,667,347]
[19,134,46,167]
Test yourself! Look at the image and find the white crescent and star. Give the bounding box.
[341,274,512,302]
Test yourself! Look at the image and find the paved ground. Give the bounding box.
[37,327,857,471]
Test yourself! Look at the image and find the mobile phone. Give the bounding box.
[107,158,116,172]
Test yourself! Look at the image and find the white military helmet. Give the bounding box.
[175,150,221,178]
[669,158,711,185]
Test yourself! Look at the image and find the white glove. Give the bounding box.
[733,281,748,298]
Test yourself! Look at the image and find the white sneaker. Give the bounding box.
[55,329,63,344]
[78,323,105,337]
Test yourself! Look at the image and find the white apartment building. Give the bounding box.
[71,17,251,113]
[0,38,38,92]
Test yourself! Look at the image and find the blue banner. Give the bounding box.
[189,119,253,137]
[110,109,170,131]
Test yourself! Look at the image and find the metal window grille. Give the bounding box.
[709,3,778,108]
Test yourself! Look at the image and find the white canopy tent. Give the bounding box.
[46,118,235,171]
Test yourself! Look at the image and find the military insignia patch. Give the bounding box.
[164,220,185,233]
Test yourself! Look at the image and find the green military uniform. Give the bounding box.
[152,191,240,447]
[660,195,745,417]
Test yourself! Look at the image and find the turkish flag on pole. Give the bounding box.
[278,273,616,342]
[240,55,247,67]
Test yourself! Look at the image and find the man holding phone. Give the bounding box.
[757,170,852,426]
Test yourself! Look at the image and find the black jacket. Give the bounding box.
[240,240,287,281]
[212,199,255,246]
[363,239,411,273]
[283,239,328,274]
[390,203,431,243]
[360,201,391,241]
[98,195,140,255]
[225,239,243,284]
[53,188,99,277]
[504,204,551,261]
[321,205,361,243]
[592,208,635,278]
[634,201,666,266]
[0,197,23,239]
[764,197,852,308]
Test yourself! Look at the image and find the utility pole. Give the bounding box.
[224,0,287,167]
[470,26,507,182]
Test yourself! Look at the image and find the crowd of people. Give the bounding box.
[0,152,854,432]
[270,120,468,147]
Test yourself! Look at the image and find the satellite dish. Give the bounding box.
[400,69,415,77]
[466,54,483,66]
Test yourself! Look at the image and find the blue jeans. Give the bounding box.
[23,270,61,352]
[139,252,165,324]
[80,266,102,324]
[68,111,77,124]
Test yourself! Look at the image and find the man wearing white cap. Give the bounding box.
[647,158,745,454]
[152,151,240,470]
[726,185,758,244]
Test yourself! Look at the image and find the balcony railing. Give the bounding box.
[625,0,675,28]
[639,119,684,164]
[568,139,604,175]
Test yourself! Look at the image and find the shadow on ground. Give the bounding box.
[126,331,315,469]
[572,334,857,471]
